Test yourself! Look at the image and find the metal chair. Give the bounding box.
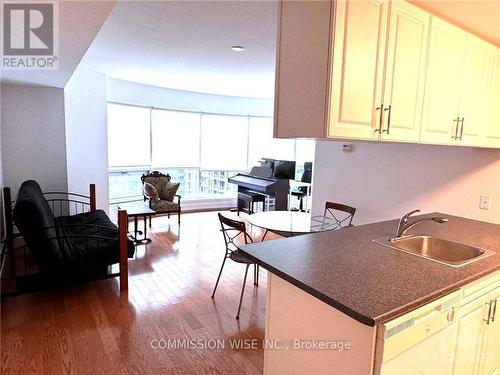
[211,213,258,319]
[324,202,356,229]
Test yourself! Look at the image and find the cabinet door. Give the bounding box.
[483,50,500,147]
[381,1,429,142]
[420,17,465,144]
[479,288,500,375]
[453,295,489,374]
[328,0,387,140]
[457,35,492,146]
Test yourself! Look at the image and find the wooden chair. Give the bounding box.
[141,171,181,225]
[211,213,258,319]
[324,202,356,229]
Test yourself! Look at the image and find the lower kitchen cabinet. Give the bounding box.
[262,271,499,375]
[377,272,500,375]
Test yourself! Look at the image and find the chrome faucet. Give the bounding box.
[392,209,448,240]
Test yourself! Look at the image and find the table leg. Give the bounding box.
[143,215,147,240]
[134,216,138,241]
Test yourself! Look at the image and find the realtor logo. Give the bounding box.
[2,2,59,70]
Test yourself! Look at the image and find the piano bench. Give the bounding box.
[237,192,266,216]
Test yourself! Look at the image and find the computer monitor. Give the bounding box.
[273,160,296,180]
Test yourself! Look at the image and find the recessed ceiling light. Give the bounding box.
[231,45,245,52]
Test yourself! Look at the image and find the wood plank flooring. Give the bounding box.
[1,211,278,375]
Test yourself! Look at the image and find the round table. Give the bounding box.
[247,211,339,240]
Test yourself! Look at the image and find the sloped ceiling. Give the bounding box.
[0,1,116,88]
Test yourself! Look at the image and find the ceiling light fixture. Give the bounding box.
[231,45,245,52]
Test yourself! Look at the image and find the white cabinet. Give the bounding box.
[478,287,500,375]
[328,0,387,140]
[275,0,500,149]
[483,50,500,148]
[375,271,500,375]
[328,0,430,143]
[380,1,430,142]
[420,17,465,144]
[457,35,492,146]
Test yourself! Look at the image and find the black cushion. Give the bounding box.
[13,180,135,271]
[55,210,135,266]
[13,180,59,269]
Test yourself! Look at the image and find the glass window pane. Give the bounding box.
[107,104,151,167]
[151,110,201,168]
[108,170,148,204]
[155,168,200,199]
[200,114,248,170]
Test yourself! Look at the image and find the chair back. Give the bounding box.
[324,201,356,228]
[218,213,252,254]
[301,162,313,183]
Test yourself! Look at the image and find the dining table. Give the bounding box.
[246,211,340,240]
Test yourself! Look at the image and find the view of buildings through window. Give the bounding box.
[107,103,315,204]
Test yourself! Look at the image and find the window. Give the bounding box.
[200,114,248,171]
[107,103,151,167]
[151,109,200,168]
[107,103,316,204]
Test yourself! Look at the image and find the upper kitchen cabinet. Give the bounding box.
[421,19,495,147]
[483,49,500,147]
[380,1,430,142]
[328,0,429,142]
[457,35,493,146]
[420,17,465,144]
[274,0,500,148]
[273,1,333,138]
[328,0,387,140]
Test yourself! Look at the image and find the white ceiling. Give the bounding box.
[80,1,278,98]
[0,1,116,88]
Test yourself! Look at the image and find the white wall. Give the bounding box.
[0,84,68,196]
[64,70,109,211]
[107,78,274,116]
[312,140,500,225]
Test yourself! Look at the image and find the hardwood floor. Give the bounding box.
[1,211,278,375]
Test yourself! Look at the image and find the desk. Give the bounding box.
[247,211,338,240]
[118,203,155,245]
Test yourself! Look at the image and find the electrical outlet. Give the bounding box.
[479,195,491,210]
[342,144,353,152]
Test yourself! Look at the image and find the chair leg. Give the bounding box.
[211,256,227,298]
[236,263,250,320]
[178,212,180,225]
[253,264,259,286]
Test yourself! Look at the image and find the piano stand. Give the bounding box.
[237,191,266,216]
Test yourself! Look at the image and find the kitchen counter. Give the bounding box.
[239,213,500,326]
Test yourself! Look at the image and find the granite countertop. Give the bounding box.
[239,213,500,326]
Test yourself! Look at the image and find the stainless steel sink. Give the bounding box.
[373,235,495,267]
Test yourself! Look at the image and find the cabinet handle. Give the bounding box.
[484,301,493,324]
[375,105,384,133]
[383,105,391,134]
[452,117,460,140]
[492,299,497,322]
[459,117,465,140]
